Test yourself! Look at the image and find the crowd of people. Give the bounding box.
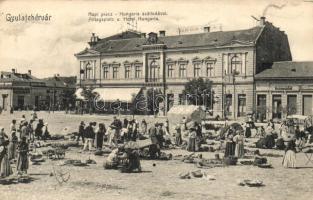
[0,111,53,178]
[2,111,313,178]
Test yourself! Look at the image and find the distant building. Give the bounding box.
[75,17,292,118]
[0,69,76,111]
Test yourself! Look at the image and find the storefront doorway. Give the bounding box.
[257,94,267,121]
[287,95,297,115]
[272,95,282,119]
[17,95,24,109]
[303,95,312,116]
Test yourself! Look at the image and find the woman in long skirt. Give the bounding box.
[282,139,296,168]
[17,137,29,174]
[187,128,196,152]
[224,133,236,157]
[0,139,13,178]
[8,131,18,160]
[233,130,245,158]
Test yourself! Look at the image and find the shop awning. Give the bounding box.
[75,88,85,100]
[93,88,141,103]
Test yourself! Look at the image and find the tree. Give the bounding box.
[61,89,76,109]
[182,78,213,108]
[81,87,98,114]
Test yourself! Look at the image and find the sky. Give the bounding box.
[0,0,312,78]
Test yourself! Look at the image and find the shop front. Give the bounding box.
[255,82,313,121]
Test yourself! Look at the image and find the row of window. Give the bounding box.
[102,65,143,79]
[81,53,247,80]
[167,62,215,78]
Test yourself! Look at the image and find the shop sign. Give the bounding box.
[274,86,292,90]
[13,88,30,94]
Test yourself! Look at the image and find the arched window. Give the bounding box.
[150,61,159,81]
[85,62,92,79]
[230,55,242,74]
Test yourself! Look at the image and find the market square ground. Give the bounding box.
[0,111,313,200]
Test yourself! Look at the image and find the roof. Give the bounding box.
[0,71,43,83]
[42,76,76,88]
[78,26,263,54]
[255,61,313,79]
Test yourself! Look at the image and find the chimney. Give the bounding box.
[260,16,266,26]
[159,30,165,37]
[28,70,31,75]
[204,26,210,33]
[140,33,146,38]
[12,68,15,74]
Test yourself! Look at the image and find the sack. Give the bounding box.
[253,156,267,165]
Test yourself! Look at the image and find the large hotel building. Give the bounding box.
[75,17,313,120]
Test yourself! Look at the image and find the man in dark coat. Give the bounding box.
[83,122,96,151]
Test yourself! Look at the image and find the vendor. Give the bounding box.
[103,148,120,169]
[149,123,161,159]
[224,130,236,157]
[282,139,297,168]
[120,148,141,173]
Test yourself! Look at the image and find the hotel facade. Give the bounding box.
[75,17,292,119]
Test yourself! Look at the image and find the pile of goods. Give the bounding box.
[238,179,264,187]
[179,170,216,180]
[42,147,66,159]
[62,159,88,166]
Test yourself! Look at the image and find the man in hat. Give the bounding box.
[156,123,165,148]
[77,121,85,144]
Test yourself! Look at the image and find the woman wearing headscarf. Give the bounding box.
[224,129,236,157]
